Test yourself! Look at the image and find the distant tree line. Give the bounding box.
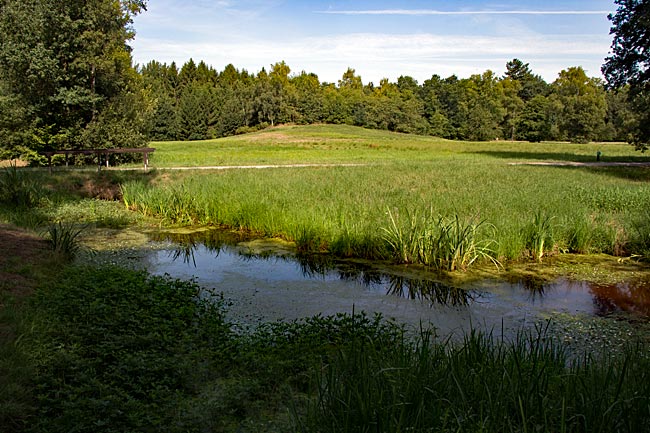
[0,0,648,162]
[140,58,633,145]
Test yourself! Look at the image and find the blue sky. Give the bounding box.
[131,0,617,84]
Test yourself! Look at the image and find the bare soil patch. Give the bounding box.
[0,224,51,300]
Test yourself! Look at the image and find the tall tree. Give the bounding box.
[602,0,650,150]
[553,67,607,143]
[504,59,548,101]
[0,0,149,158]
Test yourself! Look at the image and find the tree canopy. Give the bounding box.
[603,0,650,150]
[0,0,148,160]
[0,1,644,162]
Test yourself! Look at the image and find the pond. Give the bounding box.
[143,229,650,339]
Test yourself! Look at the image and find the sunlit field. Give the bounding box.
[122,125,650,264]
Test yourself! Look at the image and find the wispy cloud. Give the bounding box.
[316,9,610,16]
[132,31,610,83]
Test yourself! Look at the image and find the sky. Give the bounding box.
[130,0,618,85]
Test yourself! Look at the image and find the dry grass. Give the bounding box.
[0,160,28,168]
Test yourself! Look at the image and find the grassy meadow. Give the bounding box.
[1,125,650,431]
[122,124,650,266]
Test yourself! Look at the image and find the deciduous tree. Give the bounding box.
[602,0,650,150]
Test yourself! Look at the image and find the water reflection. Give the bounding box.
[590,280,650,317]
[387,276,475,306]
[149,229,650,320]
[151,230,475,308]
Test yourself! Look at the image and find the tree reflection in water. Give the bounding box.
[590,280,650,317]
[148,230,650,318]
[387,276,476,307]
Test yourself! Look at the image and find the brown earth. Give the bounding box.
[0,224,51,301]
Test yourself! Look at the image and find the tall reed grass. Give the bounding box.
[381,208,499,270]
[0,164,43,208]
[119,126,650,265]
[299,325,650,433]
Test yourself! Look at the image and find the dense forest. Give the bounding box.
[140,59,633,144]
[0,0,648,162]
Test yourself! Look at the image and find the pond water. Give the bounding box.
[144,230,650,337]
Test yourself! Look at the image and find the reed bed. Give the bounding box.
[121,125,650,266]
[299,326,650,433]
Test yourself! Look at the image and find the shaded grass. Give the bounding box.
[300,326,650,433]
[16,264,650,433]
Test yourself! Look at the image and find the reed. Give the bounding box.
[45,222,86,260]
[0,163,43,208]
[118,125,650,264]
[299,325,650,433]
[522,212,555,262]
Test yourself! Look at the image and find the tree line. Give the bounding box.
[141,58,632,145]
[0,0,648,161]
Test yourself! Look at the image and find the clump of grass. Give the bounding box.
[45,222,87,260]
[420,214,498,271]
[522,212,555,262]
[629,210,650,261]
[565,215,594,254]
[381,208,498,271]
[381,208,422,263]
[0,164,43,208]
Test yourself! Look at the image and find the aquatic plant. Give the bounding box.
[380,207,422,264]
[419,214,499,271]
[45,222,87,260]
[522,211,555,262]
[381,208,499,271]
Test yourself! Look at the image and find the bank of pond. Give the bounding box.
[6,262,649,433]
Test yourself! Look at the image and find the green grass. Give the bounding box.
[9,265,649,433]
[121,125,650,266]
[145,124,650,167]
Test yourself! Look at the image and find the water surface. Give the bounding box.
[146,232,649,337]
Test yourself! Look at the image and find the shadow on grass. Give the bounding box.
[474,150,650,182]
[0,168,161,230]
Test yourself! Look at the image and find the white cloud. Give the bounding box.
[132,32,611,84]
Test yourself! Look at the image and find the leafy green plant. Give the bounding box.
[45,222,87,260]
[522,212,555,262]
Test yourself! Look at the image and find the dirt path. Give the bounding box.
[118,163,369,171]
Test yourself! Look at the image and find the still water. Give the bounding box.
[146,231,649,337]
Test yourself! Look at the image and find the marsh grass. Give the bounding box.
[300,325,650,433]
[0,164,43,208]
[382,208,499,270]
[45,222,87,260]
[522,212,555,262]
[120,125,650,264]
